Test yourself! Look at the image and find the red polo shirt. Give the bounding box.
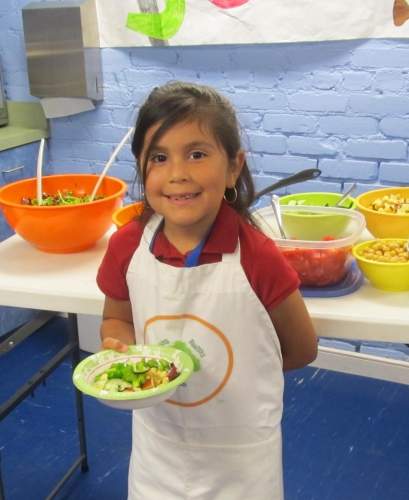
[97,201,299,311]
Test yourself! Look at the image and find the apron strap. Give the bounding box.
[221,240,240,263]
[148,218,164,254]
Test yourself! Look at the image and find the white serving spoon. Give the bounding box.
[90,127,135,202]
[271,194,287,239]
[36,138,46,205]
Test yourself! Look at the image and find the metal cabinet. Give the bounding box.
[0,142,40,336]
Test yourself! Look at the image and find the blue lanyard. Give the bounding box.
[184,236,207,268]
[149,222,209,268]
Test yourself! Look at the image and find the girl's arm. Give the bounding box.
[100,296,136,352]
[269,290,317,371]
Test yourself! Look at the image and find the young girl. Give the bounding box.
[97,81,317,500]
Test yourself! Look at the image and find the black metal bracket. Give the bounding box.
[0,312,89,500]
[0,311,55,356]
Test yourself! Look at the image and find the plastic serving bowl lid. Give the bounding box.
[72,345,194,409]
[252,205,366,248]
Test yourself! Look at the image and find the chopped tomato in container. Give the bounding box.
[280,246,352,286]
[252,204,366,288]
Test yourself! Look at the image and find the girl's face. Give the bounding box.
[140,119,244,247]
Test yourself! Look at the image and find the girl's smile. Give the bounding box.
[141,119,244,252]
[165,191,201,203]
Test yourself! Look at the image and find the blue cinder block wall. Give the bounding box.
[40,42,409,199]
[2,1,409,198]
[1,0,408,356]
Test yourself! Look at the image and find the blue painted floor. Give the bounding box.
[1,317,409,500]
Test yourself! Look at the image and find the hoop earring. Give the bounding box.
[224,186,238,204]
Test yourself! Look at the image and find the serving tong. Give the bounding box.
[271,194,287,239]
[36,138,46,205]
[35,128,135,205]
[334,182,357,207]
[253,168,321,200]
[90,127,135,201]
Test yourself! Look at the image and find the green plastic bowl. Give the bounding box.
[280,192,356,210]
[72,345,194,410]
[279,192,356,240]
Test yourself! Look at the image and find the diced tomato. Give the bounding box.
[167,364,178,381]
[280,246,350,286]
[142,378,155,390]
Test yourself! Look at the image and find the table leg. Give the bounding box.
[67,313,89,473]
[0,451,5,500]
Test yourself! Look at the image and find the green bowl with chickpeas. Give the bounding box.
[352,239,409,291]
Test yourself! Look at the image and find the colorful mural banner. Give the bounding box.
[94,0,409,47]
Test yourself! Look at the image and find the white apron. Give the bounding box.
[126,214,285,500]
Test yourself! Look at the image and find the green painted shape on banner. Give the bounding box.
[126,0,186,40]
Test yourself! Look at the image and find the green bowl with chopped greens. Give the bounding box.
[280,192,356,210]
[73,345,194,410]
[279,192,356,240]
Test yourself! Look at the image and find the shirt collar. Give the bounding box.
[203,200,239,254]
[152,200,239,260]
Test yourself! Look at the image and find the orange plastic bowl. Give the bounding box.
[112,201,144,229]
[0,174,127,253]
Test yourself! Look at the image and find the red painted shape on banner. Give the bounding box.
[210,0,250,8]
[393,0,409,26]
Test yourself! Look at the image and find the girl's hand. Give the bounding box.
[269,289,317,371]
[100,297,136,352]
[101,336,130,353]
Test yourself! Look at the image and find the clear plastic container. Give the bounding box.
[252,205,366,287]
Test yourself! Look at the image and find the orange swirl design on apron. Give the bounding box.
[143,314,234,407]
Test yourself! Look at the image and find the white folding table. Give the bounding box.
[0,232,408,497]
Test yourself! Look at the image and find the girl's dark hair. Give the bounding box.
[131,81,255,223]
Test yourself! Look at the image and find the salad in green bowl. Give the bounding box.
[73,345,194,410]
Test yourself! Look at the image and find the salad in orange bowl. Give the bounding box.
[0,174,127,253]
